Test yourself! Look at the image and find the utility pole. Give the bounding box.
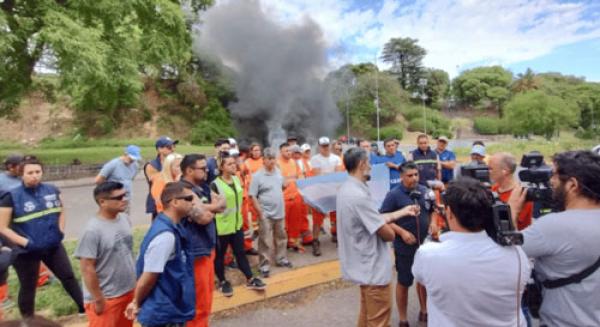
[375,55,381,142]
[418,78,428,135]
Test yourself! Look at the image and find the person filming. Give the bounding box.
[413,177,531,326]
[508,150,600,326]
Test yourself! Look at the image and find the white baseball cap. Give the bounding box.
[318,137,330,146]
[300,143,311,152]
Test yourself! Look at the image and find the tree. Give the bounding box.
[381,37,426,91]
[325,64,410,136]
[422,68,450,108]
[0,0,212,123]
[512,68,540,93]
[504,91,577,139]
[452,66,512,112]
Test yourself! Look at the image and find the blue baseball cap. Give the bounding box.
[126,145,142,161]
[155,136,178,148]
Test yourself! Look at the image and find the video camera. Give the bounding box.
[518,152,553,208]
[461,164,490,185]
[488,196,523,246]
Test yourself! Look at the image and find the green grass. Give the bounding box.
[453,132,597,161]
[0,138,212,165]
[5,227,149,319]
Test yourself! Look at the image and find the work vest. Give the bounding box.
[144,157,162,214]
[411,147,438,186]
[9,183,63,252]
[213,176,243,236]
[136,214,195,325]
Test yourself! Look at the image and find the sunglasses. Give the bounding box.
[193,166,208,171]
[105,193,127,201]
[169,195,194,202]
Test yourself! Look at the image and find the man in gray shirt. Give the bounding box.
[509,150,600,327]
[75,181,136,326]
[249,148,291,277]
[95,145,141,199]
[336,148,419,327]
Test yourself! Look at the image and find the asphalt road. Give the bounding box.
[60,177,151,238]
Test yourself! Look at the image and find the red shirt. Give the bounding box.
[491,184,533,230]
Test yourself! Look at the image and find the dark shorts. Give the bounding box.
[394,252,416,287]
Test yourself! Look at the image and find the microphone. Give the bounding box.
[409,190,421,205]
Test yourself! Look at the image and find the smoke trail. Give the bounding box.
[193,0,341,145]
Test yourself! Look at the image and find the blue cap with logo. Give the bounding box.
[155,136,178,149]
[126,145,142,161]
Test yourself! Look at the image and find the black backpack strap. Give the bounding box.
[543,256,600,289]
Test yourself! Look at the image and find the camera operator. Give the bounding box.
[412,177,531,326]
[489,152,533,230]
[508,150,600,326]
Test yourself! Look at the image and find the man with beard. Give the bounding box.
[379,162,438,326]
[509,150,600,327]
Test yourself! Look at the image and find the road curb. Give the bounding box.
[63,260,342,326]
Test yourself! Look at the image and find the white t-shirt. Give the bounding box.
[412,231,530,327]
[310,154,341,175]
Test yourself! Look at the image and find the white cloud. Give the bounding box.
[221,0,600,77]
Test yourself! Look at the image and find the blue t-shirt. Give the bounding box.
[374,152,405,189]
[0,172,21,193]
[437,149,456,183]
[206,157,218,185]
[99,158,139,196]
[379,183,430,255]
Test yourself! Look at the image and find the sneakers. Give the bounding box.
[219,280,234,297]
[312,239,321,257]
[276,259,293,268]
[260,268,270,278]
[246,277,266,290]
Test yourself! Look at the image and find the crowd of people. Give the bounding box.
[0,133,598,327]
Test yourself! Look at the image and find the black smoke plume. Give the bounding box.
[194,0,341,146]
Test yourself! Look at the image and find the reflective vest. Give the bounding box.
[411,147,438,186]
[136,213,195,325]
[9,183,63,251]
[213,176,243,236]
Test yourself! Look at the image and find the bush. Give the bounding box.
[474,117,499,134]
[368,125,404,141]
[190,99,236,145]
[408,117,452,138]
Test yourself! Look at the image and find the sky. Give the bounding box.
[243,0,600,81]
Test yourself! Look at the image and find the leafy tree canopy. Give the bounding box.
[0,0,213,119]
[381,37,426,91]
[504,90,577,139]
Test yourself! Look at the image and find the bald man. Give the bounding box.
[488,152,533,230]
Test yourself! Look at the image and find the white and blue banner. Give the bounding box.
[296,164,390,213]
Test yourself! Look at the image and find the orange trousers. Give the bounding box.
[0,283,6,320]
[301,205,313,244]
[241,197,256,250]
[188,251,215,327]
[285,196,305,240]
[312,209,337,235]
[84,290,134,327]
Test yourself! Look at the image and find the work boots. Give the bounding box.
[312,239,322,256]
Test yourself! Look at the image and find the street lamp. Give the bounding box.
[418,78,428,135]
